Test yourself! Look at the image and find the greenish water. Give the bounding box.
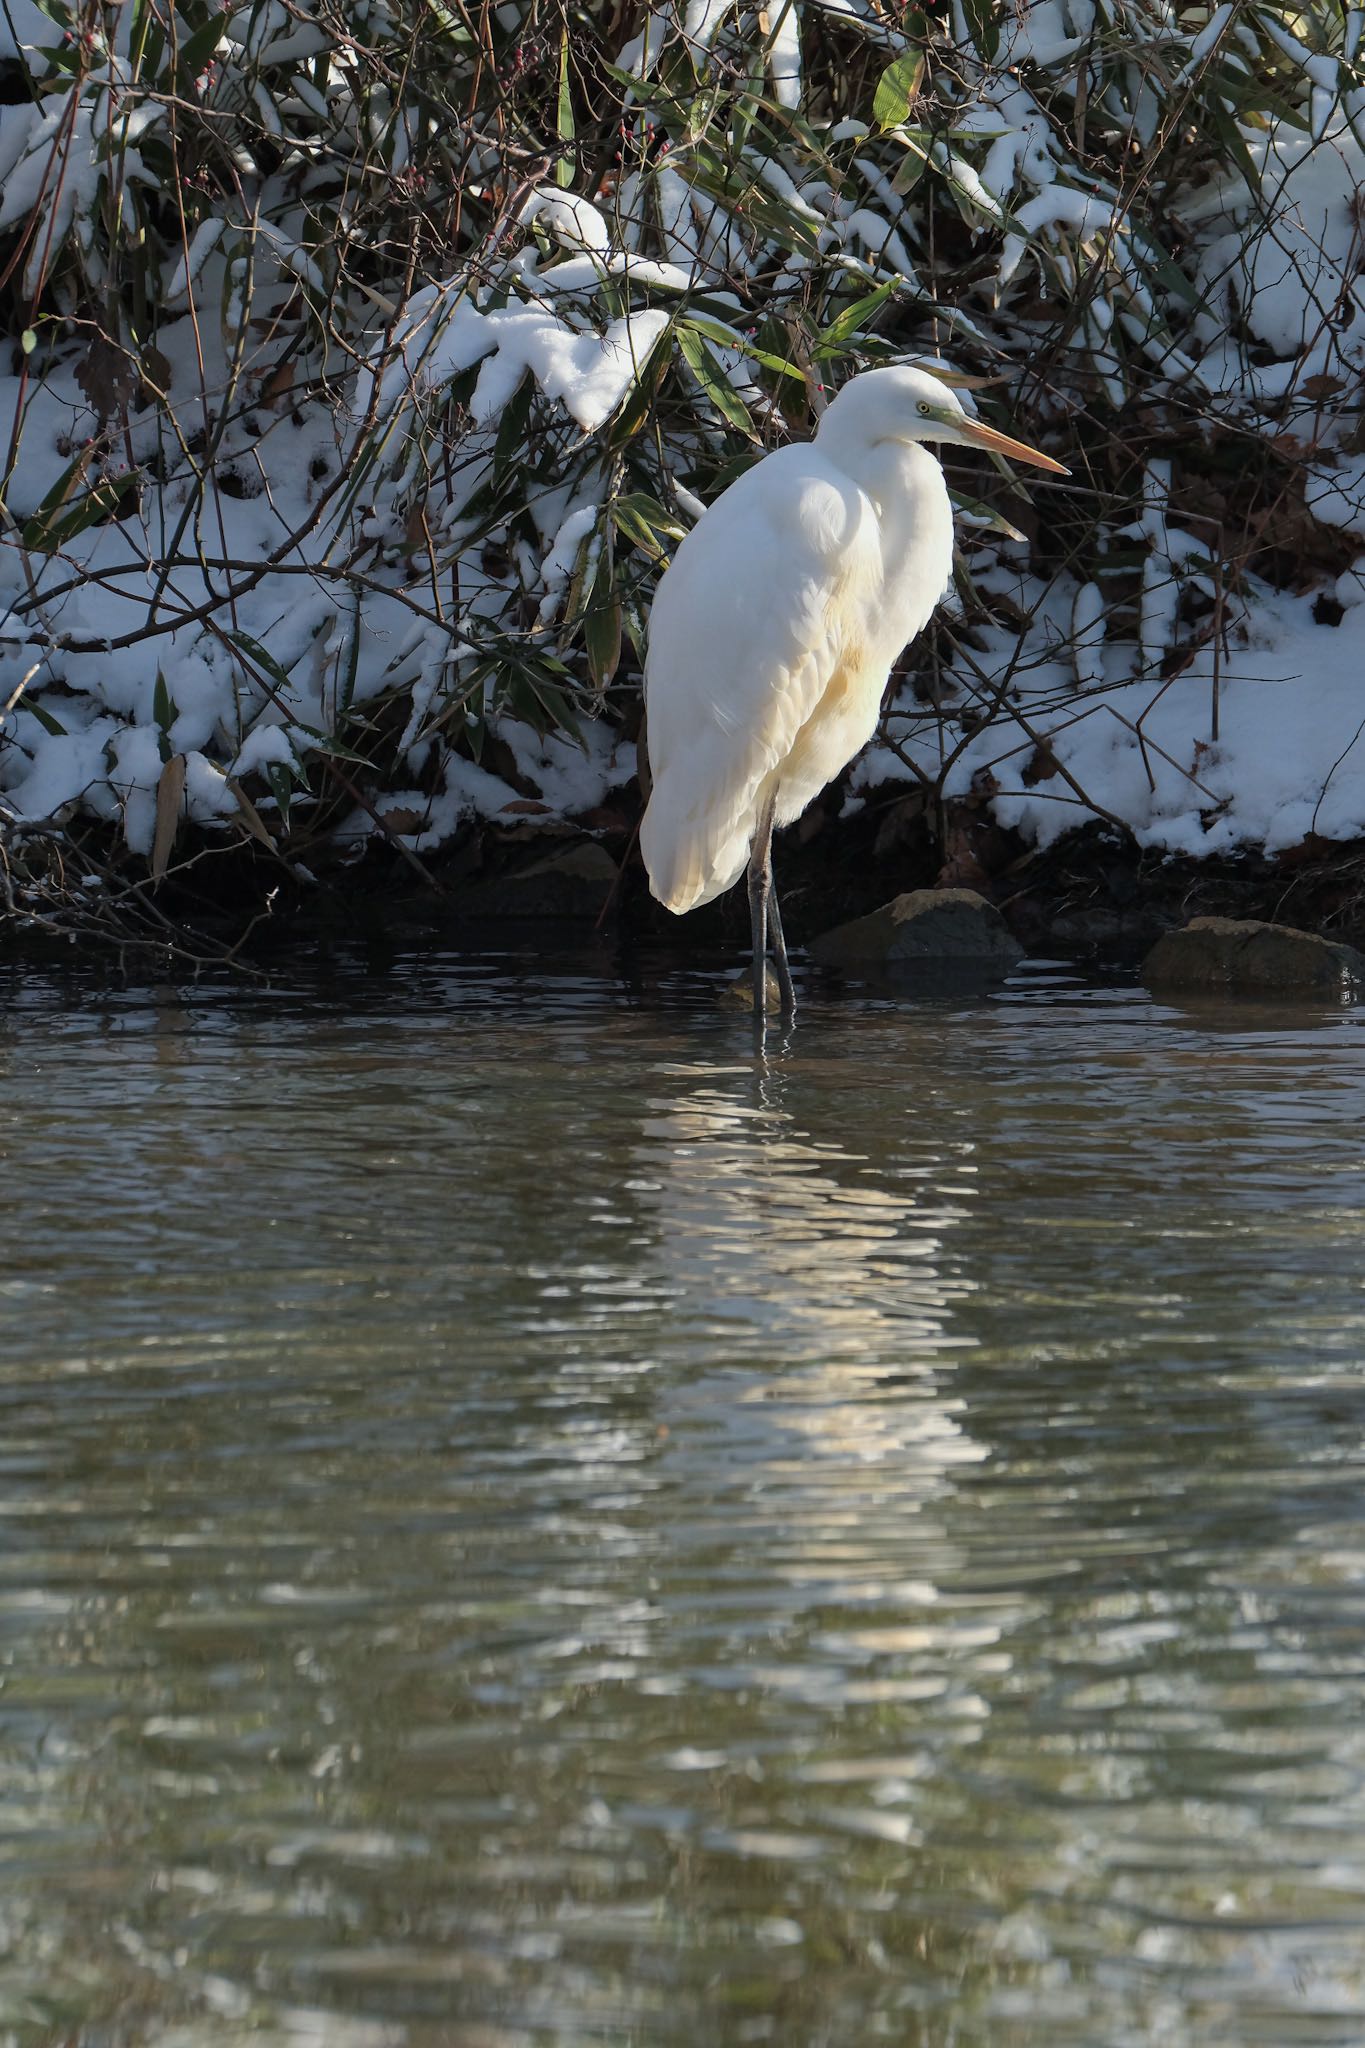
[3,950,1365,2046]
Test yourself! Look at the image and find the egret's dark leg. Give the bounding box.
[747,792,774,1024]
[768,882,796,1018]
[747,788,795,1024]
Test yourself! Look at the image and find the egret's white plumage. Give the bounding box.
[640,363,1066,1015]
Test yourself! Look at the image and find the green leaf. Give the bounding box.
[613,490,686,562]
[152,670,176,763]
[612,500,665,561]
[680,310,804,381]
[266,761,294,828]
[21,469,138,553]
[1133,243,1212,317]
[24,698,68,738]
[677,325,757,434]
[492,370,534,474]
[152,669,174,732]
[962,0,1000,63]
[816,278,902,354]
[520,670,585,744]
[682,140,822,254]
[873,51,924,129]
[948,488,1026,544]
[606,319,675,446]
[583,552,621,690]
[291,721,374,766]
[176,8,228,80]
[226,628,296,696]
[20,329,36,355]
[555,26,575,188]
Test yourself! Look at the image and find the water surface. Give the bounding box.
[3,950,1365,2045]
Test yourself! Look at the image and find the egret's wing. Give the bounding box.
[641,447,878,913]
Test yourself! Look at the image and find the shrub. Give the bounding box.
[1,0,1362,923]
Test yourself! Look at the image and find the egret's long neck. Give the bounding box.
[817,427,954,635]
[819,422,944,517]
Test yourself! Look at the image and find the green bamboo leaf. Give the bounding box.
[677,325,757,434]
[152,670,176,763]
[816,278,901,354]
[948,488,1025,544]
[873,51,924,129]
[616,490,686,540]
[680,310,804,381]
[524,672,586,743]
[555,27,575,188]
[226,629,295,695]
[613,500,667,561]
[152,669,174,732]
[25,698,68,738]
[493,371,534,473]
[963,0,1000,63]
[584,552,622,690]
[21,470,138,553]
[266,761,294,828]
[176,9,228,80]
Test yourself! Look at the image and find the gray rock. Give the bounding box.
[809,887,1024,972]
[1143,916,1365,993]
[457,840,618,919]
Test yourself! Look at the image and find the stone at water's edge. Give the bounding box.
[724,964,786,1011]
[1143,916,1365,993]
[456,840,618,918]
[808,888,1024,970]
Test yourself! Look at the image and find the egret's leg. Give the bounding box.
[748,789,779,1023]
[747,792,796,1023]
[768,883,796,1018]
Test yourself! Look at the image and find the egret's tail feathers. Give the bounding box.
[641,795,748,916]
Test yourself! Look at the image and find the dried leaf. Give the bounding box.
[227,777,278,850]
[260,358,296,408]
[151,753,186,883]
[140,345,172,397]
[1021,741,1061,786]
[76,336,138,424]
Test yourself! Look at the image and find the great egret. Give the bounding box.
[640,363,1067,1021]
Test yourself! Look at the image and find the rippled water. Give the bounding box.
[3,947,1365,2046]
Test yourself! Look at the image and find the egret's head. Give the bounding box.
[818,364,1068,475]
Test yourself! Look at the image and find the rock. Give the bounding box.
[808,887,1023,972]
[1143,916,1365,993]
[457,840,618,919]
[723,964,786,1011]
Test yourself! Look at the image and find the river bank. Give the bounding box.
[8,784,1364,983]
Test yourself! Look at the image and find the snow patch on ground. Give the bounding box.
[860,582,1365,858]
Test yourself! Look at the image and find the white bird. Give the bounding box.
[640,363,1067,1021]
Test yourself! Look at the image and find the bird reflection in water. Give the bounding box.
[635,1053,988,1508]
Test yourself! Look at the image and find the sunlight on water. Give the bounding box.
[2,952,1365,2044]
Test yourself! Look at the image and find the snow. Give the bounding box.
[364,287,670,436]
[859,581,1365,861]
[1193,122,1365,367]
[0,0,51,59]
[478,306,671,432]
[1305,460,1365,538]
[767,0,803,109]
[521,188,611,252]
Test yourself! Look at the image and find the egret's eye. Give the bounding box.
[917,401,932,415]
